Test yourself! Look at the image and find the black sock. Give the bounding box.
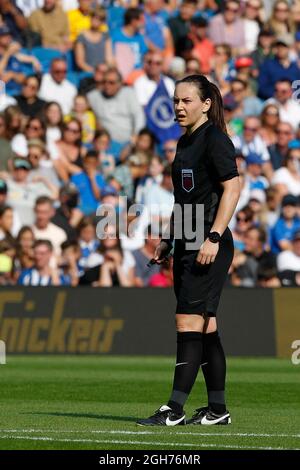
[202,331,226,414]
[168,331,203,414]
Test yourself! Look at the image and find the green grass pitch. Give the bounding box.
[0,356,299,450]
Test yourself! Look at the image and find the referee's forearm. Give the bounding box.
[210,177,240,236]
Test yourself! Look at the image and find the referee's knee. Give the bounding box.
[175,314,205,332]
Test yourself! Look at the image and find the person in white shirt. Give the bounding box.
[231,116,273,180]
[272,147,300,197]
[38,58,77,115]
[266,79,300,131]
[133,50,175,107]
[32,195,67,261]
[277,230,300,272]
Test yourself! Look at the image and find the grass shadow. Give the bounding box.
[22,411,137,423]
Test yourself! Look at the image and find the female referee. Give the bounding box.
[137,75,240,426]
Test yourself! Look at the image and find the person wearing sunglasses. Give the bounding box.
[38,58,77,115]
[133,50,175,107]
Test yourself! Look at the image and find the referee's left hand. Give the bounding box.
[196,239,219,265]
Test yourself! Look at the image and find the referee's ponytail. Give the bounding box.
[176,75,227,133]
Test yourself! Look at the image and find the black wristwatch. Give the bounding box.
[208,231,221,243]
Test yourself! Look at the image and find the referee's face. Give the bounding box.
[174,83,210,132]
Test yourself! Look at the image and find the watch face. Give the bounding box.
[209,232,221,243]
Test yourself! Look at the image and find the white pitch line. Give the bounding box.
[1,429,300,439]
[0,435,297,450]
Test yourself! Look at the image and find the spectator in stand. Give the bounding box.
[133,50,174,107]
[231,226,277,287]
[52,118,84,182]
[71,150,106,216]
[31,196,67,260]
[242,0,264,53]
[185,58,201,74]
[44,101,63,151]
[209,43,233,96]
[0,205,14,244]
[266,79,300,132]
[77,216,99,269]
[256,258,281,287]
[5,157,57,225]
[0,114,14,171]
[258,37,300,100]
[111,7,148,81]
[0,26,26,96]
[87,67,145,147]
[18,239,67,285]
[226,78,263,119]
[148,256,173,287]
[163,139,177,164]
[28,0,70,50]
[135,154,164,205]
[0,178,21,235]
[78,62,108,95]
[265,186,281,228]
[75,6,114,72]
[277,229,300,276]
[270,194,300,254]
[258,104,280,147]
[11,116,46,157]
[68,0,108,44]
[14,226,35,276]
[232,205,255,251]
[80,224,135,287]
[51,182,82,242]
[0,0,27,45]
[245,152,269,191]
[120,128,156,164]
[110,152,149,203]
[250,28,275,72]
[143,0,174,59]
[208,0,246,54]
[27,138,60,188]
[143,164,174,230]
[268,121,294,170]
[188,16,214,75]
[266,0,294,41]
[93,129,115,178]
[168,0,197,56]
[15,74,46,118]
[232,116,273,180]
[133,226,161,286]
[271,144,300,197]
[38,58,77,115]
[68,94,96,145]
[59,239,82,286]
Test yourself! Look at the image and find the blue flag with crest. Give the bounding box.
[145,79,182,144]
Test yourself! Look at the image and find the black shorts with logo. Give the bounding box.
[173,226,234,317]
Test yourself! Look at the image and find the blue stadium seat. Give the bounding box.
[30,47,64,73]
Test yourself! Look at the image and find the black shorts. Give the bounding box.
[173,227,234,317]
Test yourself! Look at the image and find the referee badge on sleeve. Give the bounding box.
[182,169,194,192]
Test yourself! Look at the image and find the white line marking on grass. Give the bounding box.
[0,435,298,450]
[1,429,300,439]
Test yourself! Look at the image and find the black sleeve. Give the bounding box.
[207,128,239,182]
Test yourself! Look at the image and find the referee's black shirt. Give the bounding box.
[172,120,239,226]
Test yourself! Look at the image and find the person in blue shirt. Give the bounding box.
[270,194,300,254]
[258,37,300,100]
[111,7,148,79]
[18,239,69,286]
[71,150,106,215]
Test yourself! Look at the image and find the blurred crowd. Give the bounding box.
[0,0,299,287]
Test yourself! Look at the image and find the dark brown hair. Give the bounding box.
[175,75,227,133]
